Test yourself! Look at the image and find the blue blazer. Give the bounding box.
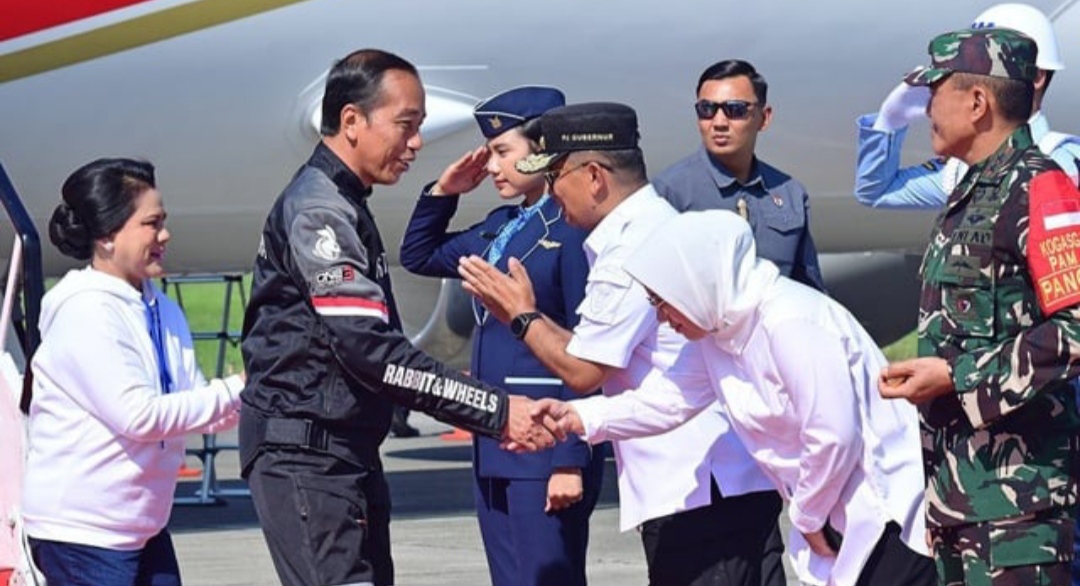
[400,189,593,479]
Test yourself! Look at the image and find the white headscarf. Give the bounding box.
[626,210,930,584]
[624,210,779,351]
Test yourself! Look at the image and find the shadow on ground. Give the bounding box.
[169,444,620,534]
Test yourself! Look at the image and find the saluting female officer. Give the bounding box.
[401,86,603,586]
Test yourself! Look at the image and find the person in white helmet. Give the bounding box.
[853,3,1080,208]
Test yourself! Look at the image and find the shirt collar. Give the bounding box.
[697,147,764,189]
[518,194,550,218]
[1028,110,1050,143]
[310,142,373,203]
[965,124,1034,187]
[583,184,658,259]
[537,194,563,225]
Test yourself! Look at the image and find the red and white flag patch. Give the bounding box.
[312,296,388,322]
[1027,170,1080,315]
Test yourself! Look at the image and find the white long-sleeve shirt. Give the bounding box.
[577,279,927,585]
[566,186,772,530]
[577,209,928,585]
[23,267,242,550]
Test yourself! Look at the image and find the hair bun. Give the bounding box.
[48,202,93,260]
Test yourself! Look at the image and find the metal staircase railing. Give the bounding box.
[0,163,43,412]
[161,273,249,506]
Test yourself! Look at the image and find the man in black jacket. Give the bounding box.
[239,48,553,586]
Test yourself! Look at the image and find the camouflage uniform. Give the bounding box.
[909,28,1080,585]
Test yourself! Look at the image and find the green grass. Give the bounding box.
[160,274,250,378]
[45,271,920,380]
[882,329,918,362]
[166,286,920,374]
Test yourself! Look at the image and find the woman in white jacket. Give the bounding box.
[532,210,935,585]
[22,158,242,586]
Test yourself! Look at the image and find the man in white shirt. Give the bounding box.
[458,102,784,586]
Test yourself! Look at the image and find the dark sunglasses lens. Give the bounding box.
[694,100,718,120]
[722,101,751,119]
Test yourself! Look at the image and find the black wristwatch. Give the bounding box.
[510,311,543,340]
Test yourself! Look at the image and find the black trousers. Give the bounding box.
[856,522,937,586]
[640,483,785,586]
[247,449,392,586]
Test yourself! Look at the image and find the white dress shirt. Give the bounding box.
[566,185,772,531]
[576,210,928,585]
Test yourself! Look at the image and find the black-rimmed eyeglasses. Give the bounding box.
[694,99,758,121]
[544,160,613,189]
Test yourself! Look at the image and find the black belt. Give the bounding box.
[262,417,332,451]
[241,410,381,471]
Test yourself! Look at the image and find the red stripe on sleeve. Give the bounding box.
[311,296,389,320]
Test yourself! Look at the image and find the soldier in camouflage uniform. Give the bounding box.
[880,28,1080,585]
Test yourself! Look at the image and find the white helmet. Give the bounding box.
[971,3,1064,70]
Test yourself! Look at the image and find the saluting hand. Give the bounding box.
[873,78,929,132]
[503,395,556,451]
[431,146,491,196]
[458,256,537,324]
[879,357,954,404]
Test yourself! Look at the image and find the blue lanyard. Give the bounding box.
[144,296,173,395]
[486,194,549,265]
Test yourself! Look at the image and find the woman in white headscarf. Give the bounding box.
[534,210,934,585]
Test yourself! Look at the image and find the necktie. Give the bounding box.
[487,195,549,265]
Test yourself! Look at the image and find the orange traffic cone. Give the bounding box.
[440,427,472,441]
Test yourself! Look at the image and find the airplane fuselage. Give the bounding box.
[2,0,1079,345]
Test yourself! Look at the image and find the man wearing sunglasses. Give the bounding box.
[652,59,826,292]
[458,102,786,586]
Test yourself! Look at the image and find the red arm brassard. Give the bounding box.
[1027,170,1080,315]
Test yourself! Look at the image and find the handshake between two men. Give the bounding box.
[454,252,596,453]
[503,398,583,452]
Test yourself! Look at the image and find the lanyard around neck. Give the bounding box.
[144,296,173,394]
[486,195,548,265]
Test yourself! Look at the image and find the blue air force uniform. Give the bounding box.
[399,86,602,586]
[652,147,827,291]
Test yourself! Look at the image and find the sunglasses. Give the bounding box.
[694,99,758,121]
[543,160,612,189]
